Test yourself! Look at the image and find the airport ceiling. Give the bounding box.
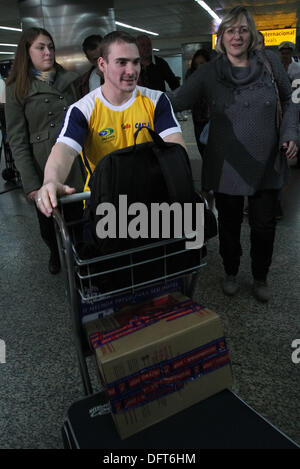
[0,0,299,58]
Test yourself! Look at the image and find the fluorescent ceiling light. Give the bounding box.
[0,43,18,47]
[194,0,222,24]
[115,21,159,36]
[0,26,22,32]
[0,51,15,54]
[152,48,160,51]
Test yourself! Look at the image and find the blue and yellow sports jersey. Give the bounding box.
[57,86,181,191]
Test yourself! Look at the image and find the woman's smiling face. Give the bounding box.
[221,14,251,63]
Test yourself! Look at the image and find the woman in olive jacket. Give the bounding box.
[5,27,84,274]
[169,7,299,302]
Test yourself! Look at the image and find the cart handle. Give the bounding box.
[58,191,207,205]
[58,191,91,205]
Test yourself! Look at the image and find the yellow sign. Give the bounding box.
[212,28,296,49]
[212,34,217,49]
[260,28,296,46]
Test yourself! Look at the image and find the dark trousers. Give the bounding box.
[35,206,58,256]
[35,201,83,258]
[214,190,279,281]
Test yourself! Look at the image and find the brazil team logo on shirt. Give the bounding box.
[99,128,114,137]
[99,128,115,142]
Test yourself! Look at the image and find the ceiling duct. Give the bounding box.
[18,0,115,73]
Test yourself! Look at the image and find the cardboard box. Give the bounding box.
[87,292,232,439]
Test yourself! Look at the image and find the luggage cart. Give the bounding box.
[0,104,20,184]
[53,192,208,396]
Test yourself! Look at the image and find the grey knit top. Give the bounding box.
[169,50,300,195]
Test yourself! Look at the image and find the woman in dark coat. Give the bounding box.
[169,6,299,302]
[5,27,84,274]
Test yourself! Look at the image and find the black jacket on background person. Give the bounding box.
[138,55,180,92]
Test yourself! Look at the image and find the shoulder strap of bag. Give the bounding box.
[134,126,165,147]
[261,51,283,130]
[133,126,194,203]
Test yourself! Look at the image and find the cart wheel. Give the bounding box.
[2,168,16,181]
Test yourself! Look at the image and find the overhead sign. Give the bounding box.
[260,28,296,46]
[212,28,296,49]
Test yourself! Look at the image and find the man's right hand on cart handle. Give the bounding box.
[35,181,75,217]
[35,142,78,217]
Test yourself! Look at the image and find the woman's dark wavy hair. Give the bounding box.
[6,27,56,101]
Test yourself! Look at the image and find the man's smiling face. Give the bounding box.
[98,40,141,96]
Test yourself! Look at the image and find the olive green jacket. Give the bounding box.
[5,65,85,194]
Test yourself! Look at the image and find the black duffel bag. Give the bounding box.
[81,127,217,292]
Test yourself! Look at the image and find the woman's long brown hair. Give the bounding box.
[6,27,56,102]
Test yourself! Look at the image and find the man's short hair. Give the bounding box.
[100,31,137,61]
[82,34,103,56]
[136,34,152,46]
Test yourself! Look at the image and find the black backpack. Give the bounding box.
[83,127,217,292]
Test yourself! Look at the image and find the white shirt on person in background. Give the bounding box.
[0,76,5,103]
[88,67,101,92]
[288,59,300,82]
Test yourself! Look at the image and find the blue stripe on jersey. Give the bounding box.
[60,106,89,148]
[154,93,178,135]
[81,147,93,188]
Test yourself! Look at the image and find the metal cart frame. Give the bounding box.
[53,192,208,396]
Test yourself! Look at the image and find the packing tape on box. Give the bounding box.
[106,337,230,414]
[90,299,204,347]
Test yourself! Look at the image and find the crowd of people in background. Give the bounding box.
[1,6,300,304]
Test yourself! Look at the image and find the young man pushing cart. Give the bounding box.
[36,31,186,217]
